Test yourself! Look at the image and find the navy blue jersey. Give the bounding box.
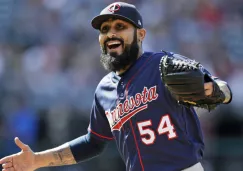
[89,51,204,171]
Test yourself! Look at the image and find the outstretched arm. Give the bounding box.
[0,138,75,171]
[0,133,107,171]
[35,142,76,168]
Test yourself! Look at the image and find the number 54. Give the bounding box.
[137,115,177,145]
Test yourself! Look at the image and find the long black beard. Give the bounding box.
[100,29,139,72]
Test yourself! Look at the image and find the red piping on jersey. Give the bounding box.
[125,54,154,97]
[89,128,114,140]
[125,54,154,171]
[129,120,144,171]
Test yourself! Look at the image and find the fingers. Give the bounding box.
[204,82,213,89]
[0,157,14,171]
[205,89,212,96]
[2,162,12,169]
[14,137,29,151]
[204,82,213,96]
[2,167,15,171]
[1,159,14,171]
[0,156,12,165]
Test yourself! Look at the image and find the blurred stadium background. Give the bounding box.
[0,0,242,170]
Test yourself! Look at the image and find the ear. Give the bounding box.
[137,28,146,42]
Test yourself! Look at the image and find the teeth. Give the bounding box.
[107,41,121,46]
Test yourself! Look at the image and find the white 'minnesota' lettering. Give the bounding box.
[105,86,159,127]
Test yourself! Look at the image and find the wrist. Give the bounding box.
[214,79,232,103]
[34,152,47,169]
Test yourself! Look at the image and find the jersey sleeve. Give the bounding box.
[88,94,114,141]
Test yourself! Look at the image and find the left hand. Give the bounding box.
[204,82,213,96]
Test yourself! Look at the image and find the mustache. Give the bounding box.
[104,37,124,48]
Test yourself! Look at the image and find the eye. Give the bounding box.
[100,25,109,34]
[116,23,125,30]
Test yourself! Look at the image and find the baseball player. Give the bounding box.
[0,2,232,171]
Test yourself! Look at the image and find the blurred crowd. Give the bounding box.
[0,0,242,170]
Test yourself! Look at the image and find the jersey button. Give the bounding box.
[121,82,125,88]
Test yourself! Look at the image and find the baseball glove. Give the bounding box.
[159,52,225,111]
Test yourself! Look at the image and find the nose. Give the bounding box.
[107,30,117,39]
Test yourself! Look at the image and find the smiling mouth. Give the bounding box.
[106,40,123,51]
